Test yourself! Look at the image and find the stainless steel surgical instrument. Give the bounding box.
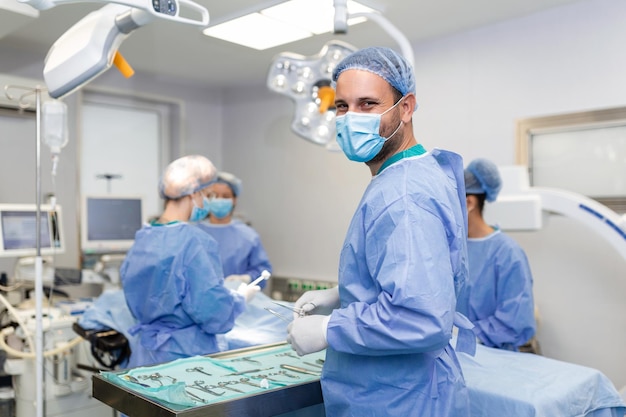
[264,307,291,323]
[270,301,306,317]
[186,367,212,376]
[280,364,320,376]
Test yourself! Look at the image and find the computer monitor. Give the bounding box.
[81,195,144,254]
[0,204,64,258]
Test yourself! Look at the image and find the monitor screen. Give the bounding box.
[0,204,64,258]
[81,196,143,254]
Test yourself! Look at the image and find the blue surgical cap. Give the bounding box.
[332,46,416,96]
[464,158,502,202]
[216,171,242,197]
[159,155,217,199]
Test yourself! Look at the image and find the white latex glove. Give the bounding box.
[225,274,252,284]
[236,282,260,303]
[293,287,340,318]
[286,315,330,356]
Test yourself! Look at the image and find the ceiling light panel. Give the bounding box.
[203,13,312,50]
[203,0,374,50]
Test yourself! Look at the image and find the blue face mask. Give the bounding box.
[189,196,211,222]
[335,98,404,162]
[210,198,234,219]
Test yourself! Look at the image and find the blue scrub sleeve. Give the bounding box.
[327,201,456,356]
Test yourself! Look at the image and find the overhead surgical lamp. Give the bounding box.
[18,0,209,98]
[266,0,415,149]
[267,40,356,149]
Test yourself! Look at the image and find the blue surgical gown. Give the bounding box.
[323,149,471,417]
[197,220,272,288]
[457,229,536,350]
[120,221,246,368]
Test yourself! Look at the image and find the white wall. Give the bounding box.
[223,0,626,388]
[412,0,626,162]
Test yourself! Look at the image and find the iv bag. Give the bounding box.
[42,100,68,154]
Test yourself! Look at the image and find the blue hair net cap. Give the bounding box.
[332,46,416,96]
[159,155,217,199]
[464,158,502,202]
[216,171,242,197]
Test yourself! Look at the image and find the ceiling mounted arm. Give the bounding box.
[333,0,348,34]
[347,11,414,68]
[18,0,209,27]
[332,0,413,67]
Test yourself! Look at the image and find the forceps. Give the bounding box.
[271,301,306,317]
[186,367,212,376]
[264,300,308,322]
[264,308,291,323]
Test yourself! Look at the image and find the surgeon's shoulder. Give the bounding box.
[494,231,527,254]
[226,219,257,239]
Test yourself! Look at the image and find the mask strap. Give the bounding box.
[380,95,406,140]
[381,95,406,116]
[190,192,202,208]
[384,121,403,140]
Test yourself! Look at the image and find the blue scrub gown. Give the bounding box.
[457,229,536,350]
[120,221,246,368]
[197,219,272,288]
[322,149,471,417]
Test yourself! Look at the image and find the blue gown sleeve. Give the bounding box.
[327,200,457,356]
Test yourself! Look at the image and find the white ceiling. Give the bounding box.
[0,0,583,89]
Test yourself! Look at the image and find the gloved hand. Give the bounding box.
[287,315,330,356]
[293,287,340,318]
[236,282,260,303]
[225,274,252,284]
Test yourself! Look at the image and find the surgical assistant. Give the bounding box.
[120,155,258,368]
[457,158,537,351]
[198,171,272,288]
[287,47,474,417]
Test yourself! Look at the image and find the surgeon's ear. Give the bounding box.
[466,195,476,213]
[400,93,417,120]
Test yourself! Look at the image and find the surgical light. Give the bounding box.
[19,0,209,98]
[267,40,356,148]
[267,1,415,149]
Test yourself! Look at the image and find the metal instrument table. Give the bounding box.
[92,342,324,417]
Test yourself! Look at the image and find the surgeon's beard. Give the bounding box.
[367,112,404,166]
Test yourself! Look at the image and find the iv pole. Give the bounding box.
[4,84,47,417]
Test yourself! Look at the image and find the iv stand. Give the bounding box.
[4,84,47,417]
